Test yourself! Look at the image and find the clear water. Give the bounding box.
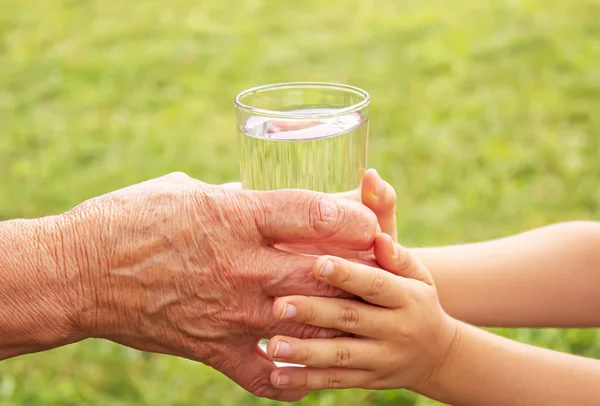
[240,108,369,365]
[239,108,369,195]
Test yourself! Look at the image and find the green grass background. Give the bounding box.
[2,0,600,404]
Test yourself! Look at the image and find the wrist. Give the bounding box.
[52,206,111,340]
[0,215,93,358]
[45,202,116,341]
[40,214,96,342]
[412,318,467,401]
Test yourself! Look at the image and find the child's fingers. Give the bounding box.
[313,256,415,307]
[272,296,394,338]
[374,233,434,285]
[271,367,372,390]
[266,336,384,370]
[361,169,397,241]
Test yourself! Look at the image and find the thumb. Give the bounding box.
[256,190,377,250]
[361,169,397,241]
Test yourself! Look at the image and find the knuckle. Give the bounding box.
[250,194,272,237]
[246,192,266,222]
[406,285,425,306]
[366,271,386,297]
[166,171,192,182]
[334,346,352,367]
[337,306,360,330]
[326,372,343,389]
[308,195,342,237]
[393,324,416,343]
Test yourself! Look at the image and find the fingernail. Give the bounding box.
[280,303,297,320]
[276,373,291,387]
[274,341,292,358]
[319,260,335,277]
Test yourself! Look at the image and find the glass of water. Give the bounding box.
[235,82,370,365]
[235,82,370,199]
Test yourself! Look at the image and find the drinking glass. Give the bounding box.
[235,82,371,366]
[236,82,370,198]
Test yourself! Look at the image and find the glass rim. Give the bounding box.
[234,82,370,119]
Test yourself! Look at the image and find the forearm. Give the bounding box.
[0,216,85,359]
[420,322,600,406]
[410,221,600,327]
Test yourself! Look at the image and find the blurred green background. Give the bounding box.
[2,0,600,404]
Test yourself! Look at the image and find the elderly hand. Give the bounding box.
[55,172,377,401]
[224,169,397,265]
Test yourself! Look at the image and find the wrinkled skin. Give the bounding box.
[62,172,377,401]
[224,169,398,268]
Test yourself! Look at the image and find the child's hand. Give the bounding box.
[265,234,459,391]
[361,168,397,241]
